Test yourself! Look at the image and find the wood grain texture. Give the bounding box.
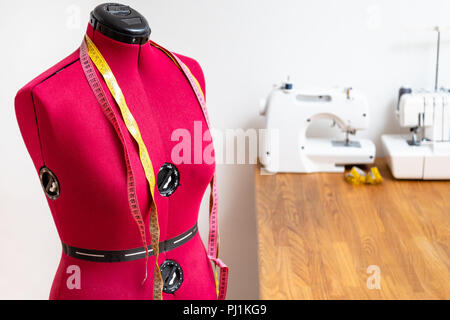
[254,159,450,300]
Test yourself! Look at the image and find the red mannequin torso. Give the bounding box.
[15,24,217,300]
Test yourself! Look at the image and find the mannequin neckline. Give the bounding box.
[85,23,148,67]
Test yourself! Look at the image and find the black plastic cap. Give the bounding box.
[283,83,293,90]
[90,3,151,45]
[398,86,412,101]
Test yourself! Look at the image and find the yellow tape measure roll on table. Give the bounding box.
[366,167,383,185]
[85,35,163,300]
[345,166,383,185]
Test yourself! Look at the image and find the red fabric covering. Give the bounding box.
[15,24,217,300]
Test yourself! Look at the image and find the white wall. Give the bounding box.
[1,0,449,300]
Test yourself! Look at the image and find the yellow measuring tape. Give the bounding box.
[345,166,383,185]
[85,35,163,300]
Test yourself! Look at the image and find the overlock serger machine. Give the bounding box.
[259,81,376,173]
[382,27,450,179]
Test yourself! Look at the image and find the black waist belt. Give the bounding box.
[62,224,198,263]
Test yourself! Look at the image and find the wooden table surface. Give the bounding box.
[254,159,450,299]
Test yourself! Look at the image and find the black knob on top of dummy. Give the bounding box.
[90,3,151,45]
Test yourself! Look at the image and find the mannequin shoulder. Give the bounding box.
[173,53,206,96]
[15,50,80,103]
[14,50,80,170]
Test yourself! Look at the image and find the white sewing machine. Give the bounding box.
[382,88,450,179]
[382,27,450,179]
[259,82,376,173]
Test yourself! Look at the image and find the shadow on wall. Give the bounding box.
[219,162,260,299]
[217,116,263,300]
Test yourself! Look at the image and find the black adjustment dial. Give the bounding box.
[160,260,183,294]
[157,163,180,197]
[39,167,60,200]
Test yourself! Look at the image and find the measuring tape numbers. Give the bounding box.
[81,36,163,300]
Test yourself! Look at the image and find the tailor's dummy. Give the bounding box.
[15,3,219,300]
